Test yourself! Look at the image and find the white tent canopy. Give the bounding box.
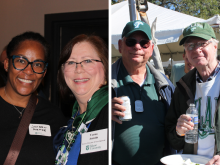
[112,1,220,62]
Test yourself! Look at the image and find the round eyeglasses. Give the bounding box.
[63,59,102,72]
[184,40,212,51]
[9,55,48,74]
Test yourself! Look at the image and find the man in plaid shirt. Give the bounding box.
[165,22,220,165]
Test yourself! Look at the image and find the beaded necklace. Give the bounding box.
[55,107,87,165]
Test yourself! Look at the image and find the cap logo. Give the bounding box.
[134,21,144,29]
[185,23,203,32]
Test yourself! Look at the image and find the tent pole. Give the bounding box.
[136,0,165,74]
[128,0,136,21]
[165,44,173,66]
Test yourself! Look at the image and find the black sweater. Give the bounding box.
[0,96,68,165]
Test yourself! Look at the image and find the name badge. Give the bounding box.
[29,124,51,137]
[135,100,144,112]
[81,128,107,154]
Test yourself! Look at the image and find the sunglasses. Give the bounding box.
[125,38,150,48]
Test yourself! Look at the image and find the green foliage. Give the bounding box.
[147,0,220,19]
[112,0,120,5]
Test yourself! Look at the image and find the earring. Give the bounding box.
[104,81,107,85]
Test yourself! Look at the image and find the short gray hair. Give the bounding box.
[211,38,219,57]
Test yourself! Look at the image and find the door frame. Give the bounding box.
[44,10,108,106]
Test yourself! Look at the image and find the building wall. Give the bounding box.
[0,0,108,51]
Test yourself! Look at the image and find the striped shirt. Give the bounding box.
[196,62,220,83]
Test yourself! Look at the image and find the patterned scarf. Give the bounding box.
[55,85,108,165]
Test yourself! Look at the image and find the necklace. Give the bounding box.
[66,107,87,150]
[65,107,80,147]
[4,87,26,118]
[55,107,87,165]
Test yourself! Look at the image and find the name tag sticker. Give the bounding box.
[29,124,51,137]
[81,128,107,154]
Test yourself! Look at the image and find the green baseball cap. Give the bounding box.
[122,20,152,40]
[179,22,216,45]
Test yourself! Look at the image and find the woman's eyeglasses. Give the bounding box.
[125,38,151,48]
[9,55,48,74]
[62,59,102,72]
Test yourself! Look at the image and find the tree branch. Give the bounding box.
[163,1,178,6]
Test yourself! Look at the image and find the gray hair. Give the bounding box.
[211,38,219,57]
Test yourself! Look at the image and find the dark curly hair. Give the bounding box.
[7,31,49,61]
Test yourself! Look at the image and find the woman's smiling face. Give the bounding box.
[63,41,105,100]
[5,40,46,96]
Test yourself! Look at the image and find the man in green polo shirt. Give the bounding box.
[112,20,175,165]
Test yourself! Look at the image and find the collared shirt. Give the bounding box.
[112,62,165,165]
[196,62,220,83]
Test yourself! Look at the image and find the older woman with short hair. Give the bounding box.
[54,34,108,165]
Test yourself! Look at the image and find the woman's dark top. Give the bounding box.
[0,95,68,165]
[77,104,108,165]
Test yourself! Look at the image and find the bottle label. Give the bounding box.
[193,116,198,124]
[187,114,198,124]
